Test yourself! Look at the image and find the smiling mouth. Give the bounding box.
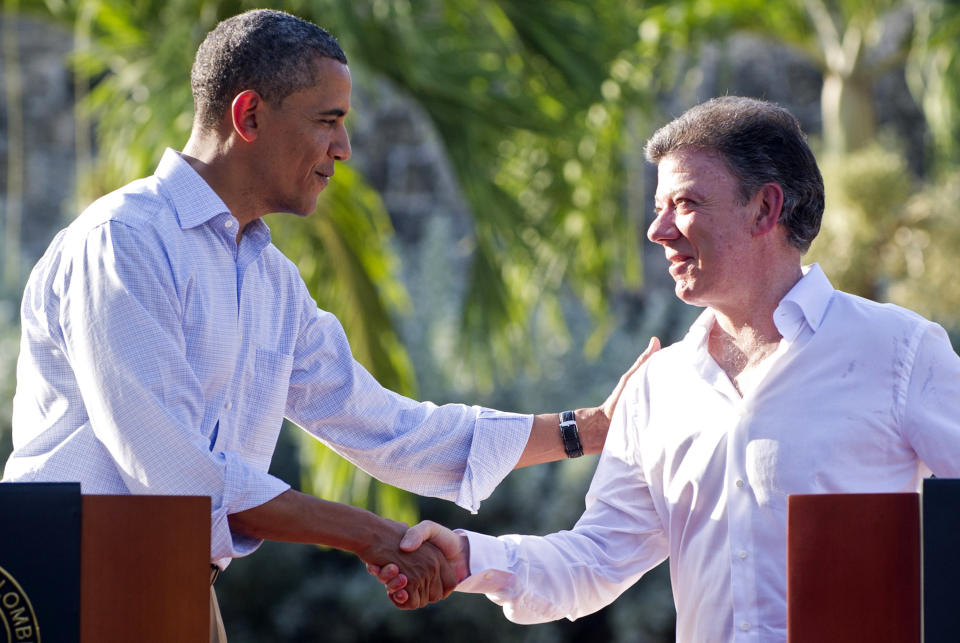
[664,252,696,277]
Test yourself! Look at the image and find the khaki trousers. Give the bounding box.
[210,567,228,643]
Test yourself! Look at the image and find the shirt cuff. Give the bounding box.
[211,450,291,566]
[455,529,514,594]
[456,410,533,513]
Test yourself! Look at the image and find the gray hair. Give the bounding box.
[645,96,824,252]
[191,9,347,129]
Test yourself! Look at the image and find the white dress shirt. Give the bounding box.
[459,264,960,642]
[3,149,532,567]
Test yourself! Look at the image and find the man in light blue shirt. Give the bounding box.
[1,9,653,638]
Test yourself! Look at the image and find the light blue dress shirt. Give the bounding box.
[4,149,532,566]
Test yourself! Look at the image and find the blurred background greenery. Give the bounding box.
[2,0,959,641]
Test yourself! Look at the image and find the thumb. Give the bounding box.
[399,520,436,551]
[635,336,660,369]
[400,520,462,559]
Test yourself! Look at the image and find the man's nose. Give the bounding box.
[331,125,351,162]
[647,208,677,244]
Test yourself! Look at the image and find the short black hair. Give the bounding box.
[191,9,347,129]
[645,96,824,252]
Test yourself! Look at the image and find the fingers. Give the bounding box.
[602,336,660,419]
[640,335,661,362]
[366,562,408,592]
[394,540,459,607]
[623,336,660,381]
[433,542,459,596]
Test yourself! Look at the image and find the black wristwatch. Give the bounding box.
[559,410,583,458]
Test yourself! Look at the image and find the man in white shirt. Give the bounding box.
[371,96,960,641]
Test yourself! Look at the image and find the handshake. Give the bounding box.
[363,520,468,609]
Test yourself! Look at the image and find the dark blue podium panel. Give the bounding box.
[0,482,81,643]
[922,477,960,643]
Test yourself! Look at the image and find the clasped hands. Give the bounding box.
[365,337,660,608]
[366,520,467,607]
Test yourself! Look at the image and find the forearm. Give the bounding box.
[515,337,660,469]
[231,489,459,608]
[228,489,395,559]
[514,408,607,469]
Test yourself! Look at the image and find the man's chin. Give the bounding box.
[674,281,702,306]
[277,198,320,217]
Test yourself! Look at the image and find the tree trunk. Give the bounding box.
[821,69,876,156]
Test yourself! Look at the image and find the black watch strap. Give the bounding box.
[559,410,583,458]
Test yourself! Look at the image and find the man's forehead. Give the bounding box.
[654,156,701,199]
[291,59,351,111]
[655,149,733,197]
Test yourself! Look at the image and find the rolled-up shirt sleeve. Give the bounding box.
[61,221,289,562]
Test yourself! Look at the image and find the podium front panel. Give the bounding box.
[80,494,210,643]
[787,492,920,643]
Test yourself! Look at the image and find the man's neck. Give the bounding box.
[708,320,781,389]
[707,262,803,391]
[181,131,261,234]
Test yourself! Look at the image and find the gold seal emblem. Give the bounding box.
[0,566,40,643]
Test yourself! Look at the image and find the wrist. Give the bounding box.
[457,532,471,582]
[572,407,606,455]
[559,410,584,458]
[353,511,405,562]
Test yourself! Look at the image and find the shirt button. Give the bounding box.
[224,219,234,229]
[738,550,748,559]
[740,622,751,632]
[735,479,745,488]
[224,401,232,410]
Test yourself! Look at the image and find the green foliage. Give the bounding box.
[313,0,659,383]
[36,0,220,196]
[884,169,960,328]
[809,141,960,335]
[908,0,960,170]
[809,143,914,300]
[0,315,18,465]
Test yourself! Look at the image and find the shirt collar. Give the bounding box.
[773,263,834,338]
[155,148,231,230]
[682,262,835,350]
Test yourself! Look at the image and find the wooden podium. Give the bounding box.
[0,483,210,643]
[786,492,921,643]
[787,483,960,642]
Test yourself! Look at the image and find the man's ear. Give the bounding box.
[231,90,262,143]
[752,183,784,237]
